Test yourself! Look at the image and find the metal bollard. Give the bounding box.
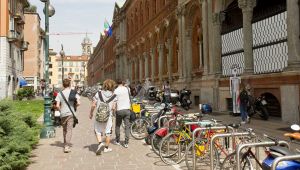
[210,132,251,170]
[192,126,233,170]
[271,154,300,170]
[236,141,290,170]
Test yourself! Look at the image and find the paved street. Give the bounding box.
[27,97,176,170]
[27,97,299,170]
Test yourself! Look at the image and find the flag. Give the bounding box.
[104,19,112,37]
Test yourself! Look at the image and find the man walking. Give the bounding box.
[55,79,80,153]
[114,79,131,148]
[239,84,250,124]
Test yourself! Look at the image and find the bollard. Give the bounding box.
[236,141,290,170]
[271,154,300,170]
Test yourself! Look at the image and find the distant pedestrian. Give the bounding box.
[114,79,131,148]
[239,84,250,124]
[162,81,171,103]
[55,78,80,153]
[89,79,117,155]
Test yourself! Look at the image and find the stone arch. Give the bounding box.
[160,23,169,76]
[261,92,282,117]
[153,32,159,77]
[146,36,152,77]
[168,16,179,75]
[192,12,202,71]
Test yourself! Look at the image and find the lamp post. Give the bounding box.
[81,61,86,87]
[40,0,56,139]
[60,45,65,83]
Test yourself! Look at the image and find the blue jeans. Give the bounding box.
[240,103,248,121]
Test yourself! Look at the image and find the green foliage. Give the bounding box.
[0,100,43,169]
[16,88,35,101]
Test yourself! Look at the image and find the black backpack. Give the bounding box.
[69,89,78,111]
[239,90,249,104]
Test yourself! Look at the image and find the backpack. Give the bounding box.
[239,90,249,104]
[95,91,116,122]
[69,89,78,111]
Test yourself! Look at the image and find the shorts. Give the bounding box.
[94,115,113,136]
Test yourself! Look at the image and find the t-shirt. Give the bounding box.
[93,90,116,116]
[114,86,131,111]
[163,85,171,95]
[55,88,80,117]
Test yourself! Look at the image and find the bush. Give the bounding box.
[0,100,42,170]
[16,88,35,101]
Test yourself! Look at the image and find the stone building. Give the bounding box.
[0,0,30,99]
[88,0,300,123]
[23,12,45,92]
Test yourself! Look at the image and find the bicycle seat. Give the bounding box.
[228,123,240,129]
[269,146,296,157]
[284,132,300,140]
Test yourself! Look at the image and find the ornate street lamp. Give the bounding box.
[60,45,65,83]
[40,0,56,139]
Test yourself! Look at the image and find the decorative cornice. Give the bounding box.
[155,26,160,33]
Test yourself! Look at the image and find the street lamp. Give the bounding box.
[60,45,65,84]
[40,0,56,139]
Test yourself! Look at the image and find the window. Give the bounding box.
[58,74,62,79]
[75,68,79,72]
[64,68,67,72]
[64,62,68,67]
[69,62,73,67]
[58,62,62,67]
[58,80,62,84]
[58,68,62,71]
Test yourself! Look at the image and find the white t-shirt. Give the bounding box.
[93,90,116,116]
[114,86,131,111]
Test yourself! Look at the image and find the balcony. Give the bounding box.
[21,41,29,51]
[14,12,25,25]
[8,31,18,42]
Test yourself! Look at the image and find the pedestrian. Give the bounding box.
[114,79,131,148]
[162,80,171,103]
[89,79,117,155]
[239,84,250,124]
[55,78,80,153]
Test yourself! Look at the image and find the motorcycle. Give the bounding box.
[179,88,192,110]
[147,86,157,101]
[248,95,269,120]
[262,124,300,169]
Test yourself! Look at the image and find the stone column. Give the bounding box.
[185,29,192,81]
[139,57,143,81]
[176,5,185,79]
[286,0,300,70]
[144,52,149,78]
[150,48,155,81]
[115,56,119,79]
[135,59,138,82]
[207,0,214,74]
[158,44,164,81]
[238,0,256,74]
[201,0,209,75]
[212,13,222,75]
[166,39,173,81]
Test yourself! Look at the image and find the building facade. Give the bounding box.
[0,0,30,99]
[23,12,45,92]
[88,0,300,123]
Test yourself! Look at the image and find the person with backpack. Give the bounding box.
[89,79,117,155]
[239,84,250,124]
[55,79,80,153]
[114,79,131,148]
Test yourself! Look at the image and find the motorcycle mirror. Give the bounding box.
[291,124,300,131]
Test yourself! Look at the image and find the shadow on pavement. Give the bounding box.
[50,141,69,148]
[153,160,171,166]
[146,152,159,158]
[83,144,98,154]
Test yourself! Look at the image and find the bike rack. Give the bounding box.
[191,125,234,170]
[150,112,159,126]
[271,154,300,170]
[236,141,290,170]
[209,132,252,170]
[158,115,173,128]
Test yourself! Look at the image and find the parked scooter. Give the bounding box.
[179,88,192,110]
[248,95,269,120]
[262,124,300,169]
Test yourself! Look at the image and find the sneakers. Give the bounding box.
[114,141,121,146]
[241,121,246,124]
[246,116,250,123]
[124,143,128,148]
[64,146,71,153]
[96,143,105,155]
[104,147,112,153]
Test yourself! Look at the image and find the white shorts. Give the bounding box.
[94,115,113,136]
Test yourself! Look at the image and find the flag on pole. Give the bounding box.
[104,19,112,37]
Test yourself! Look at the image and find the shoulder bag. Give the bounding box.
[60,91,79,128]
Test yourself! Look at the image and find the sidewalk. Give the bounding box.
[27,97,175,170]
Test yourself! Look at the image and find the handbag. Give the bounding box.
[127,88,136,122]
[60,91,79,128]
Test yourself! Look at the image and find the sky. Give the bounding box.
[29,0,125,55]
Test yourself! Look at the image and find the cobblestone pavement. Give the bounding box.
[28,97,299,170]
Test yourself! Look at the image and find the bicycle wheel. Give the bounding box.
[220,152,253,170]
[151,131,163,156]
[159,132,188,165]
[130,118,150,140]
[185,141,220,170]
